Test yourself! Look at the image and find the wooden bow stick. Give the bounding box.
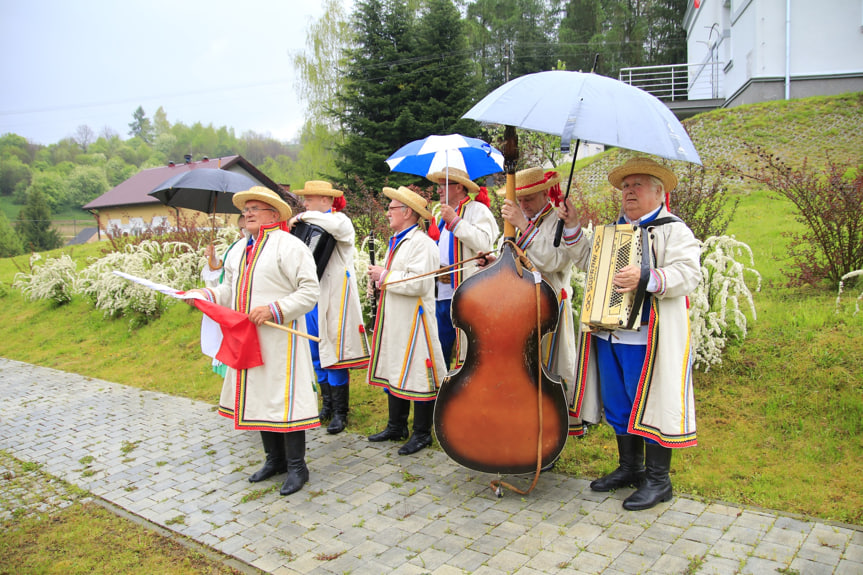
[263,321,321,342]
[381,252,494,288]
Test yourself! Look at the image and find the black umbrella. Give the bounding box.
[149,168,257,215]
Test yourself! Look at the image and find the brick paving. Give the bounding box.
[1,357,861,575]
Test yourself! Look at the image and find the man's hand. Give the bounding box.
[557,197,583,230]
[248,305,274,326]
[439,204,457,225]
[501,199,528,232]
[613,265,641,293]
[368,264,385,287]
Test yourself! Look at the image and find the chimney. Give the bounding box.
[184,154,192,164]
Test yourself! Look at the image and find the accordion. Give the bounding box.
[580,223,651,331]
[291,220,337,280]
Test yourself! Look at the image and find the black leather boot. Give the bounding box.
[280,431,309,496]
[248,431,287,483]
[368,394,410,442]
[398,400,434,455]
[623,442,673,510]
[318,381,333,422]
[327,384,349,434]
[590,434,646,492]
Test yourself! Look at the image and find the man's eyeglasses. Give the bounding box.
[241,206,276,215]
[387,204,409,212]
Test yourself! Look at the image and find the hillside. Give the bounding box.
[572,91,863,195]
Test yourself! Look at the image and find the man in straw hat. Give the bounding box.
[498,167,579,443]
[366,186,447,456]
[426,168,499,368]
[288,181,369,435]
[188,186,320,496]
[558,156,702,511]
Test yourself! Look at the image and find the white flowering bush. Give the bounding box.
[835,269,863,315]
[13,252,78,306]
[76,240,202,324]
[690,235,761,371]
[568,230,760,371]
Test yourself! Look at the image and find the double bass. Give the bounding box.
[433,126,569,479]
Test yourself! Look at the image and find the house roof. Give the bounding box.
[83,155,280,210]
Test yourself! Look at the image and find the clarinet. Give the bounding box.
[368,235,379,328]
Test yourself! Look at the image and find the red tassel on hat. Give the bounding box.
[665,192,670,211]
[475,186,491,208]
[332,195,347,212]
[427,218,441,241]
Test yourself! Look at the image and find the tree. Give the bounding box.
[644,0,687,66]
[334,0,421,191]
[16,188,63,252]
[0,154,32,196]
[128,106,154,143]
[413,0,481,136]
[153,106,171,137]
[66,165,109,207]
[73,124,95,153]
[291,0,352,130]
[465,0,558,92]
[557,0,603,72]
[0,211,24,257]
[22,171,66,211]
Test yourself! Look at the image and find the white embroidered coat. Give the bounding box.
[439,199,500,366]
[295,210,370,369]
[205,224,321,431]
[514,202,578,429]
[368,227,447,400]
[563,206,702,447]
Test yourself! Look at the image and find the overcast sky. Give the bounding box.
[0,0,335,146]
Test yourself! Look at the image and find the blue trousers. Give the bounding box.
[593,336,654,443]
[306,305,349,387]
[436,299,456,368]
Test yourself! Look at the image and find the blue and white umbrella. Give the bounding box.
[385,134,504,181]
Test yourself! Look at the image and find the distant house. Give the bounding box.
[619,0,863,118]
[83,155,285,239]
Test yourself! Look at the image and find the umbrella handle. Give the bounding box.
[553,139,581,248]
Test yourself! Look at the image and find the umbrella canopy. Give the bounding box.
[463,70,701,165]
[385,134,504,180]
[149,169,258,215]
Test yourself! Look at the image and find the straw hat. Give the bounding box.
[294,180,344,197]
[382,186,433,221]
[426,168,480,193]
[232,186,293,221]
[514,167,561,198]
[608,157,678,192]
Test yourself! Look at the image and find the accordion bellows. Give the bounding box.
[581,224,647,331]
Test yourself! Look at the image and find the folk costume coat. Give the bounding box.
[368,226,447,401]
[204,223,321,432]
[563,206,702,447]
[294,210,370,369]
[439,198,499,366]
[515,202,579,430]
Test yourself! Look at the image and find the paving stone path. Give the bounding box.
[1,358,861,574]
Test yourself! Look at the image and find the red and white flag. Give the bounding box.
[113,272,263,370]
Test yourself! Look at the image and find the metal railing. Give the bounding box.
[618,61,725,101]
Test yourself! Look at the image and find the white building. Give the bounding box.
[623,0,863,116]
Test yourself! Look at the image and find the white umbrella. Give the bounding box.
[463,70,701,164]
